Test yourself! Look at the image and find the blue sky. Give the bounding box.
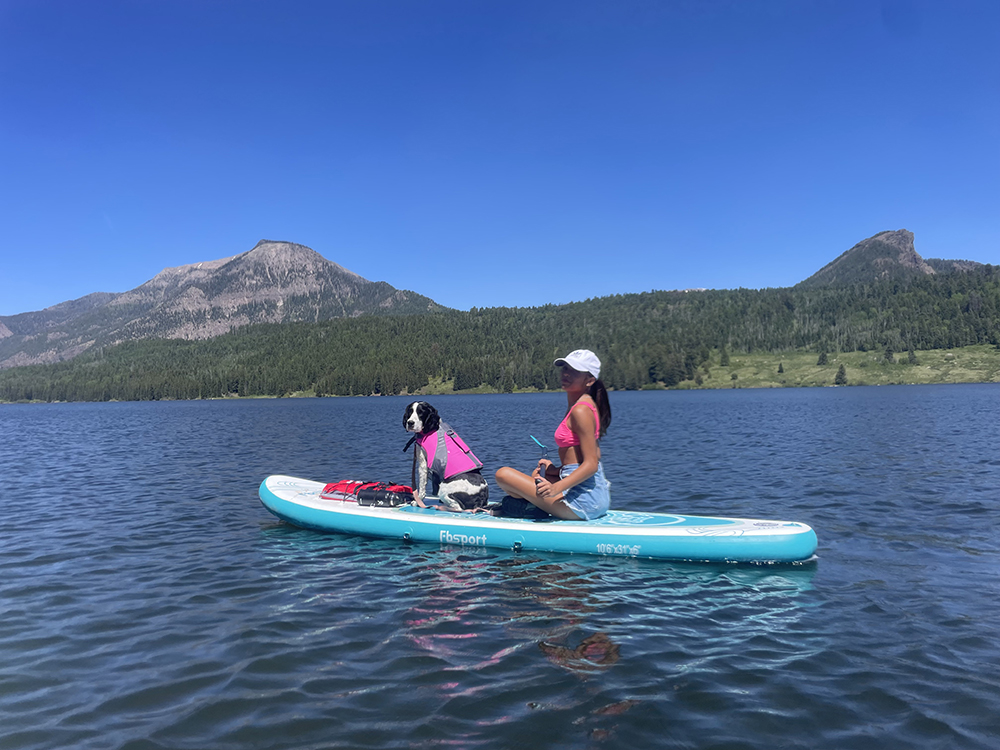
[1,0,997,316]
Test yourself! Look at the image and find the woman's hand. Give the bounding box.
[534,475,554,498]
[535,473,564,500]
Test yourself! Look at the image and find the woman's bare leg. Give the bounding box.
[494,467,581,520]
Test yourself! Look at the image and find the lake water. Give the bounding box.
[2,387,999,749]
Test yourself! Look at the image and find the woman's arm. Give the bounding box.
[536,402,601,499]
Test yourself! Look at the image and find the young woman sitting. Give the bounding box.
[495,349,611,520]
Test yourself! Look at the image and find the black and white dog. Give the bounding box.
[403,401,489,512]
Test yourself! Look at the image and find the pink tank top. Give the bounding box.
[554,400,601,448]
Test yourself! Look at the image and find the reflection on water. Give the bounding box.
[539,633,621,673]
[257,525,818,698]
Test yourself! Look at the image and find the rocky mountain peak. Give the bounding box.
[873,228,914,251]
[797,229,930,288]
[238,240,360,279]
[796,229,983,288]
[0,240,445,369]
[872,229,930,271]
[246,239,321,265]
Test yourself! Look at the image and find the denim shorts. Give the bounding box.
[559,462,611,521]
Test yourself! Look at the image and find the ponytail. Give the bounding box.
[589,379,611,437]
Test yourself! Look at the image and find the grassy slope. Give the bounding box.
[675,345,1000,390]
[428,345,1000,394]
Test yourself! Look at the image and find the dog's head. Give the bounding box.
[403,401,440,435]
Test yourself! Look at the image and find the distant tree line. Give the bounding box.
[1,264,998,402]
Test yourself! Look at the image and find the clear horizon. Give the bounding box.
[2,0,998,316]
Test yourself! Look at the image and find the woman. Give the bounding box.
[495,349,612,520]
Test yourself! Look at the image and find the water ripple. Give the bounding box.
[2,389,1000,749]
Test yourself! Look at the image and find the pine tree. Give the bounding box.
[817,351,828,366]
[835,364,847,385]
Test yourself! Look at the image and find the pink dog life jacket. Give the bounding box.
[415,422,483,482]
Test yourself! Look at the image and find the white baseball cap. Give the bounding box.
[554,349,601,379]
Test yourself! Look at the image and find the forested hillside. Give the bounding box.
[2,264,998,402]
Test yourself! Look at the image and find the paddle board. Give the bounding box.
[259,475,817,563]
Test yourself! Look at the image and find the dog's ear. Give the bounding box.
[421,402,440,433]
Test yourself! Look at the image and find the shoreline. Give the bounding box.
[3,344,999,405]
[3,380,998,406]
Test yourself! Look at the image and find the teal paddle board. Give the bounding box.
[259,475,817,563]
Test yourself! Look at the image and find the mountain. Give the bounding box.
[796,229,983,288]
[0,240,446,368]
[2,231,989,373]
